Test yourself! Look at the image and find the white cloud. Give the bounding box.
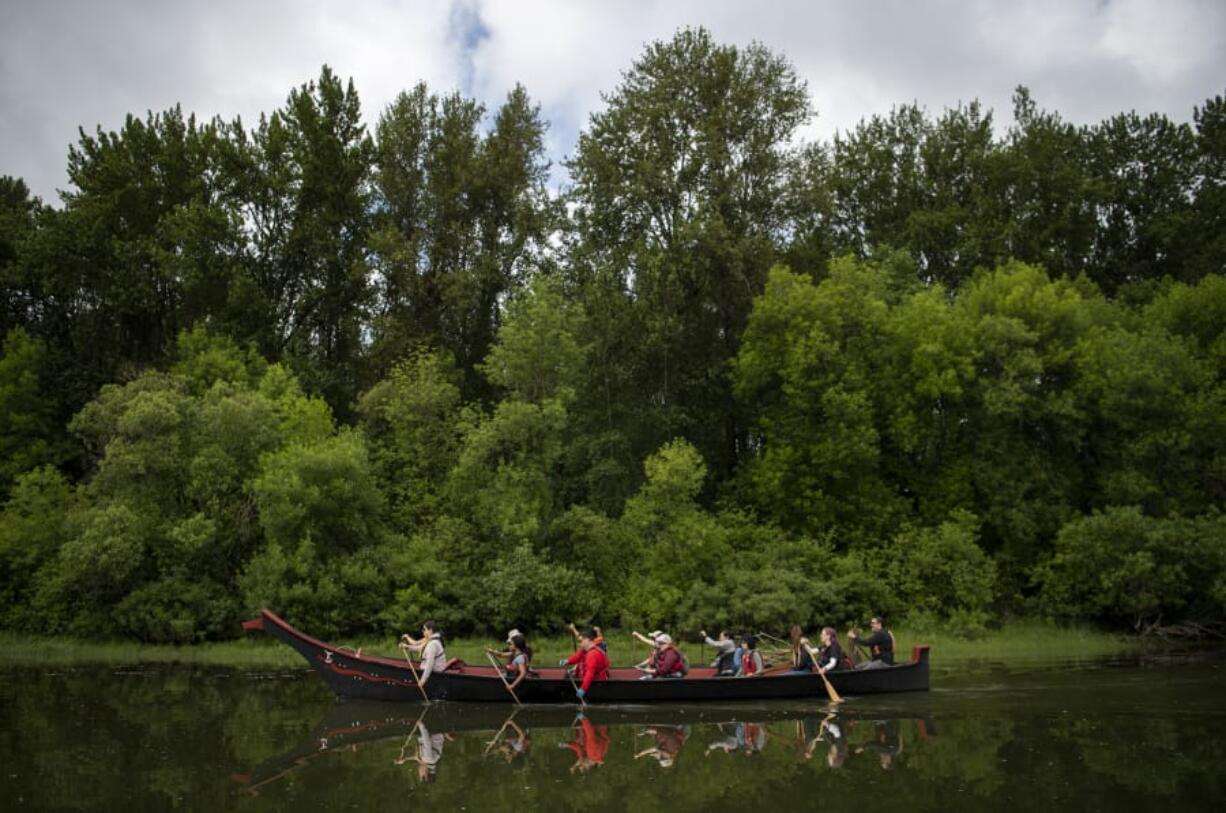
[2,0,1223,204]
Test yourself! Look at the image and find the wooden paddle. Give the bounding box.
[805,644,844,705]
[399,638,432,704]
[486,651,523,705]
[561,657,588,708]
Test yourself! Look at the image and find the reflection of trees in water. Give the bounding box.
[5,669,1223,809]
[1048,714,1214,798]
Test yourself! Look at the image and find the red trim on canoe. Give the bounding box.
[241,617,264,631]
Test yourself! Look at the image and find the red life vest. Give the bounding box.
[742,650,759,676]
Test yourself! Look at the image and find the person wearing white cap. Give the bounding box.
[485,628,525,667]
[631,629,664,672]
[637,633,687,679]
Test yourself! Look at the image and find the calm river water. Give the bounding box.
[2,652,1223,811]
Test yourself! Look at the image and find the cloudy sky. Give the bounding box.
[2,0,1224,203]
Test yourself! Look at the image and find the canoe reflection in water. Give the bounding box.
[233,701,936,796]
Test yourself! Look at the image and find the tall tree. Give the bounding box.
[369,83,555,396]
[242,66,374,414]
[1085,110,1198,293]
[568,27,810,488]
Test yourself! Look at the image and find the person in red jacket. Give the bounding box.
[561,627,610,701]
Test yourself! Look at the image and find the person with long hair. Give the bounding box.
[504,633,532,692]
[788,624,815,673]
[806,626,849,674]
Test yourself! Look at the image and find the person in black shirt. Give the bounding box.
[848,616,895,669]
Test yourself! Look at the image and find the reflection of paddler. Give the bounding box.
[394,721,453,783]
[566,716,610,773]
[741,722,767,754]
[635,725,689,768]
[804,713,847,769]
[856,719,903,770]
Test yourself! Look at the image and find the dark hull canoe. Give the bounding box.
[242,609,930,703]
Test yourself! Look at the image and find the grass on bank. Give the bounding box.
[0,620,1138,670]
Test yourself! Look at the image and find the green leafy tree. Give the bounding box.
[884,511,997,635]
[568,26,810,485]
[242,66,373,413]
[0,466,77,628]
[0,328,69,495]
[620,439,732,626]
[369,83,556,394]
[358,347,463,531]
[733,259,909,541]
[1037,508,1226,630]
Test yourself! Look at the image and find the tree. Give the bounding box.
[242,66,374,414]
[369,83,556,395]
[568,27,810,486]
[0,176,41,335]
[0,328,69,496]
[1085,110,1199,292]
[732,259,910,541]
[358,347,463,531]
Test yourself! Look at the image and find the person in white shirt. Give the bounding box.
[400,620,447,685]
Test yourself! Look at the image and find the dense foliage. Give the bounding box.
[1,29,1224,641]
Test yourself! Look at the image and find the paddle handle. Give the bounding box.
[399,643,432,704]
[486,651,523,705]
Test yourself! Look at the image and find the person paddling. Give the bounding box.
[560,627,610,702]
[486,633,532,693]
[401,620,447,687]
[848,616,895,669]
[569,621,608,653]
[803,626,849,674]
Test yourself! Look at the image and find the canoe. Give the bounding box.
[242,608,930,703]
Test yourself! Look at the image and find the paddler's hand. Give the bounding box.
[559,659,568,667]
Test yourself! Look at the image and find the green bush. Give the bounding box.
[1036,507,1226,629]
[885,510,997,634]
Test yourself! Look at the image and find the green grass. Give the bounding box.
[0,621,1138,670]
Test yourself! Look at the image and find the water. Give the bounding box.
[2,652,1223,811]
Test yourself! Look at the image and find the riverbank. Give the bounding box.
[0,620,1139,670]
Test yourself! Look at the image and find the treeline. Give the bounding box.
[1,29,1223,642]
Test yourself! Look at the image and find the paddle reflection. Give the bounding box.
[393,718,455,783]
[233,701,937,797]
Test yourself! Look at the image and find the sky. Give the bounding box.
[2,0,1224,204]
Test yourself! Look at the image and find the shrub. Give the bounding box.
[1036,507,1226,629]
[885,510,996,634]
